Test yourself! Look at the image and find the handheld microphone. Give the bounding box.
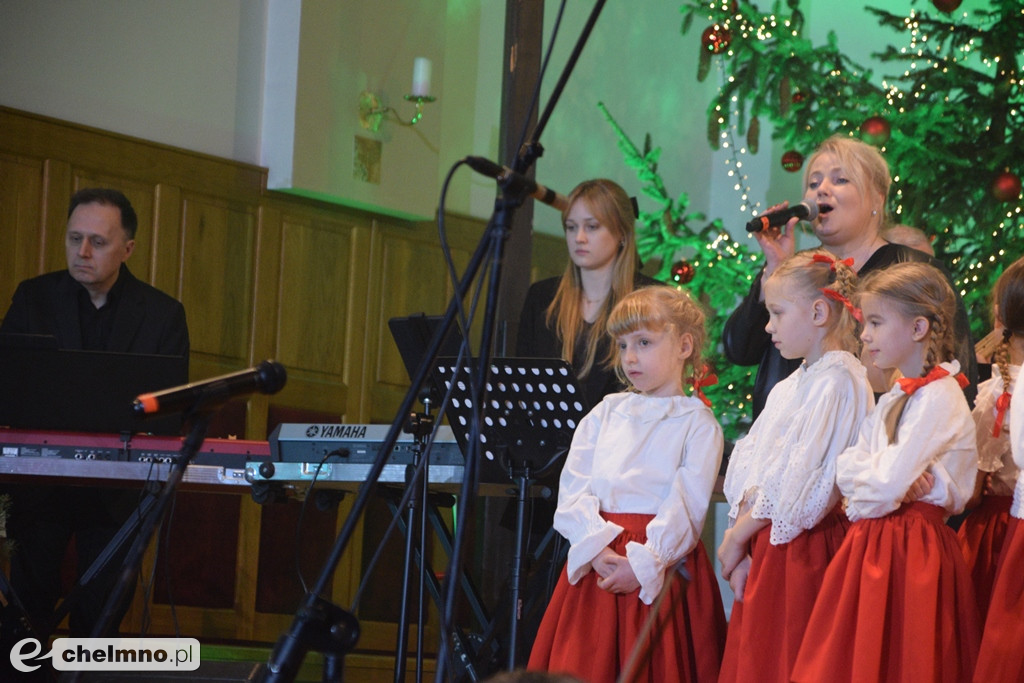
[746,201,819,232]
[464,156,569,211]
[133,360,287,416]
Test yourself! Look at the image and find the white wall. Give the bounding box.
[0,0,992,233]
[0,0,267,163]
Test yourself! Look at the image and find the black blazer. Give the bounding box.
[0,266,190,360]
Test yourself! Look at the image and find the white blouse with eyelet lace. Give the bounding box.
[724,351,874,544]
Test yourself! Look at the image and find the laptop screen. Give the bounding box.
[0,336,188,435]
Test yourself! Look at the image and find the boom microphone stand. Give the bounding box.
[258,3,606,680]
[59,363,286,683]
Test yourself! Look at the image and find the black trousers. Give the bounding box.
[6,484,141,640]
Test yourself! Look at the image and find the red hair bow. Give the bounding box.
[691,366,718,408]
[993,391,1012,438]
[897,365,969,395]
[820,288,864,324]
[811,254,855,271]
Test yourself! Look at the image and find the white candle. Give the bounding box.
[411,57,432,97]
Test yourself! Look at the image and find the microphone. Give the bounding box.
[746,201,819,232]
[133,360,287,416]
[464,156,569,211]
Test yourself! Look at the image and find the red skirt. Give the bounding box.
[718,508,849,683]
[973,515,1024,681]
[791,502,981,683]
[527,512,726,683]
[957,494,1012,621]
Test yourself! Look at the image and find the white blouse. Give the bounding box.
[724,351,874,544]
[837,361,977,522]
[554,392,723,605]
[1009,363,1024,518]
[972,364,1019,495]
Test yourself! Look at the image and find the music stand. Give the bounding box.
[434,356,587,666]
[388,313,464,406]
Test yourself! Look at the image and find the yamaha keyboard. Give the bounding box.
[251,422,468,493]
[267,422,462,465]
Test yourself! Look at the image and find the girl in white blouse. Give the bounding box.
[792,261,981,683]
[527,286,725,683]
[973,256,1024,681]
[957,257,1024,624]
[717,249,873,683]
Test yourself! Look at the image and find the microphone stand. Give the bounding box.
[61,405,215,683]
[258,3,606,680]
[394,405,434,683]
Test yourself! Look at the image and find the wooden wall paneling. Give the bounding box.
[235,495,264,641]
[365,216,487,426]
[152,184,185,300]
[258,213,352,421]
[0,152,44,312]
[275,215,352,376]
[178,194,258,377]
[339,221,373,425]
[244,201,286,444]
[0,108,267,203]
[40,159,73,276]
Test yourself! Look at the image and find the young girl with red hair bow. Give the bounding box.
[718,248,873,682]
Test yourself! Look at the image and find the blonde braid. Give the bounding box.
[857,261,957,444]
[995,332,1013,390]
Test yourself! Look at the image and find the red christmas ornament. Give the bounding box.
[931,0,963,13]
[701,25,731,55]
[992,170,1022,202]
[860,115,891,145]
[781,150,804,173]
[792,91,807,105]
[671,259,696,285]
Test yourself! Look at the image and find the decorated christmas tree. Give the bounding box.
[599,103,762,438]
[678,0,1022,333]
[605,0,1022,437]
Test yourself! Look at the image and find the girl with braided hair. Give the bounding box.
[792,261,981,682]
[717,248,874,682]
[973,256,1024,681]
[957,257,1024,623]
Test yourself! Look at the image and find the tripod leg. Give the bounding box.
[51,488,157,631]
[393,480,418,683]
[506,472,530,670]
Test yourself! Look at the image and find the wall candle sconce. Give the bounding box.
[358,57,436,131]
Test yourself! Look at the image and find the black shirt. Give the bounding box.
[76,269,128,351]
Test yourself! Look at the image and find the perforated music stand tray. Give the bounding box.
[433,357,589,485]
